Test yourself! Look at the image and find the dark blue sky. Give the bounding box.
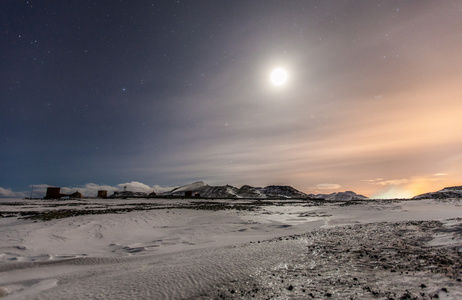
[2,1,462,198]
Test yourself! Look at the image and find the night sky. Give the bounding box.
[2,1,462,198]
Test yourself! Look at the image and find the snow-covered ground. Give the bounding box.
[0,198,461,299]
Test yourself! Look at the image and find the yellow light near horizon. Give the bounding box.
[270,68,288,86]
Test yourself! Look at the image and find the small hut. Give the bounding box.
[45,187,61,199]
[97,190,108,198]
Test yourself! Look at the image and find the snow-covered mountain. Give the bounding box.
[108,181,369,200]
[259,185,309,198]
[169,181,209,194]
[162,181,310,199]
[309,191,368,201]
[412,186,462,200]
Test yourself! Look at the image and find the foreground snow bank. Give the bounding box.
[0,198,461,299]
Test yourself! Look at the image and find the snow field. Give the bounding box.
[0,198,461,299]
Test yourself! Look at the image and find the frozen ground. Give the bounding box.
[0,198,461,299]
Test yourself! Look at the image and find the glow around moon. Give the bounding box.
[270,68,288,86]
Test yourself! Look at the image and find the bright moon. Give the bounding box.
[270,68,288,86]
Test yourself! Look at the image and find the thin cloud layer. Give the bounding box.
[0,187,28,198]
[316,184,341,190]
[370,174,451,199]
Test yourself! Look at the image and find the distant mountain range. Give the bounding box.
[110,181,369,200]
[165,181,309,199]
[107,183,462,200]
[310,191,368,201]
[412,186,462,200]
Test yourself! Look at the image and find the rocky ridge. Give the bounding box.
[108,181,370,200]
[412,186,462,200]
[309,191,369,201]
[162,181,311,199]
